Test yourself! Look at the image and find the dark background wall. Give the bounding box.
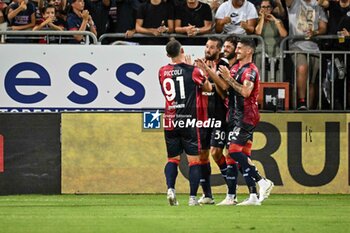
[0,114,61,195]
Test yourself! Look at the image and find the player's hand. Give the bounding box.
[342,28,349,36]
[218,65,231,81]
[195,58,208,72]
[205,60,217,72]
[185,55,193,65]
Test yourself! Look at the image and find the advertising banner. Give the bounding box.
[0,44,203,112]
[61,113,350,194]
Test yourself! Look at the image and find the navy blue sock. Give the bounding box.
[230,152,257,193]
[216,155,227,181]
[189,164,201,196]
[250,165,263,182]
[226,164,238,195]
[243,154,263,182]
[200,163,212,198]
[164,161,178,189]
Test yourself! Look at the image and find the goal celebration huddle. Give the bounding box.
[158,37,274,206]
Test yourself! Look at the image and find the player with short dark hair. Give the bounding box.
[197,36,231,205]
[197,38,274,206]
[159,39,212,206]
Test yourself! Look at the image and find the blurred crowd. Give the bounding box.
[0,0,349,110]
[0,0,349,43]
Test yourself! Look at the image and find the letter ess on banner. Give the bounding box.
[0,44,203,112]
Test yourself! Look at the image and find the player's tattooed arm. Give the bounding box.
[219,66,254,98]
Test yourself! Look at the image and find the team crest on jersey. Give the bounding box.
[143,110,161,129]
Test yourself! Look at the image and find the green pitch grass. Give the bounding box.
[0,194,349,233]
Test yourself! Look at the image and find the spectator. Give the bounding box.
[175,0,212,45]
[0,5,5,23]
[200,0,224,30]
[255,0,287,81]
[215,0,258,35]
[322,0,350,109]
[67,0,97,44]
[285,0,327,110]
[201,0,222,14]
[85,0,110,37]
[0,0,8,43]
[271,0,286,18]
[7,0,36,31]
[54,0,68,28]
[31,0,44,24]
[106,0,142,44]
[135,0,174,45]
[0,0,8,12]
[33,4,64,31]
[323,0,349,39]
[53,0,67,10]
[33,4,65,43]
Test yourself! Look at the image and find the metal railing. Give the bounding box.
[0,30,99,45]
[98,33,267,81]
[279,35,349,110]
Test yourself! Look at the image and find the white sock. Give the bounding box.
[258,178,268,188]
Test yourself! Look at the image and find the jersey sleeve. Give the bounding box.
[242,67,258,83]
[192,67,206,86]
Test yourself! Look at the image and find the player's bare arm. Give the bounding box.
[225,78,254,98]
[202,78,213,93]
[219,65,254,98]
[196,58,230,92]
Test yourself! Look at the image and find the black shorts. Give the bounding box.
[226,123,255,147]
[200,122,227,150]
[210,123,227,149]
[164,128,201,157]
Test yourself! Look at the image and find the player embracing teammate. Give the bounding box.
[197,37,274,206]
[159,37,274,206]
[159,39,213,206]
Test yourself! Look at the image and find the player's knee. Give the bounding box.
[226,156,237,165]
[228,143,243,154]
[167,156,180,164]
[210,147,223,162]
[187,155,201,166]
[229,152,245,164]
[242,142,252,156]
[199,149,209,162]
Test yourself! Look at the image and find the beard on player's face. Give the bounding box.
[224,50,236,60]
[205,52,218,61]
